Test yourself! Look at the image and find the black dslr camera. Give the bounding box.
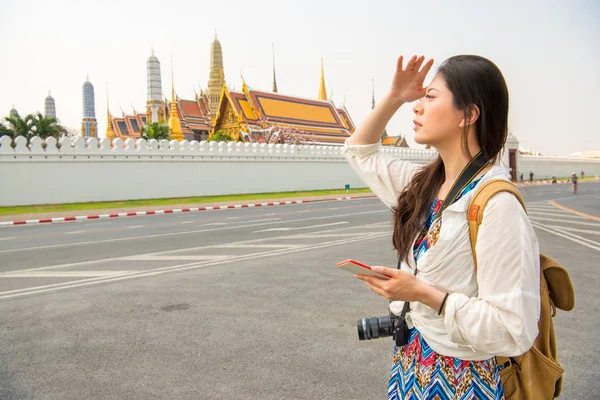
[357,311,409,346]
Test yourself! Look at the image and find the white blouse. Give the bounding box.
[343,138,540,361]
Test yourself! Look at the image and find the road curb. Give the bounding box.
[0,195,378,227]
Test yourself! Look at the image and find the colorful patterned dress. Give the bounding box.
[388,176,505,400]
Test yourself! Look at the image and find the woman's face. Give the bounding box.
[412,74,464,148]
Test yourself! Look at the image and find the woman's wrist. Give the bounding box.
[416,282,447,315]
[382,92,406,109]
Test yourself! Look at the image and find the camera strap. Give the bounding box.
[396,151,489,320]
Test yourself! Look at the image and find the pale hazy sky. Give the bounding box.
[1,0,598,155]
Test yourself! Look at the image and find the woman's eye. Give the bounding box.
[425,95,433,99]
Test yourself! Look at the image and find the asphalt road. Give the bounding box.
[0,182,598,399]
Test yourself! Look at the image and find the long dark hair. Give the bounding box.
[392,55,509,263]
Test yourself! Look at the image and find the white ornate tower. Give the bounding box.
[44,91,56,119]
[207,33,224,122]
[146,49,164,123]
[81,75,97,138]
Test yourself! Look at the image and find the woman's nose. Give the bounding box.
[413,100,422,115]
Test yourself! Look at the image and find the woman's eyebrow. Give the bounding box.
[426,87,439,94]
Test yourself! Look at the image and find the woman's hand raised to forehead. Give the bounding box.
[389,55,434,104]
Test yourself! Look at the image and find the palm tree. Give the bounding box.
[3,110,34,139]
[31,112,67,140]
[142,122,170,141]
[0,123,14,139]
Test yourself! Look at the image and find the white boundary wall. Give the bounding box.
[1,135,599,207]
[0,135,436,207]
[518,155,600,180]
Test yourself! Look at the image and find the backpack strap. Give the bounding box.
[467,179,528,369]
[468,179,527,272]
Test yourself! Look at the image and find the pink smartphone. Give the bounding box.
[336,259,392,280]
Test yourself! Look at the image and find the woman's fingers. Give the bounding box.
[413,56,425,72]
[357,275,390,298]
[405,55,418,71]
[364,281,390,299]
[396,55,404,71]
[419,58,435,78]
[355,274,386,287]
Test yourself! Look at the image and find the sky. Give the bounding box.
[0,0,598,156]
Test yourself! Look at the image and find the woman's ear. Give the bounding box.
[458,104,480,128]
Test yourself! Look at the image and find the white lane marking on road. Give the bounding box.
[0,221,389,276]
[290,233,372,239]
[214,244,304,249]
[0,231,389,300]
[242,218,281,223]
[0,237,17,241]
[528,211,589,219]
[263,213,276,216]
[547,226,600,236]
[64,230,87,235]
[528,194,598,204]
[121,255,232,261]
[528,217,600,227]
[179,221,195,224]
[253,221,348,233]
[539,225,600,248]
[0,207,383,254]
[528,208,565,213]
[0,270,135,278]
[126,225,145,229]
[532,222,600,252]
[226,217,239,220]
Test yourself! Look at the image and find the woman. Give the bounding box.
[343,55,540,399]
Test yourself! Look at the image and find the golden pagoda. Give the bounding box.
[272,43,278,93]
[105,86,116,141]
[318,58,327,100]
[207,33,225,122]
[168,61,184,141]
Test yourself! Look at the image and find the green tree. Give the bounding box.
[0,123,14,139]
[208,130,234,142]
[31,112,67,140]
[3,110,34,139]
[142,122,170,141]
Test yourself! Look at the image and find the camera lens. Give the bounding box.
[357,315,394,340]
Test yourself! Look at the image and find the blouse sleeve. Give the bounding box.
[342,138,420,209]
[443,192,541,356]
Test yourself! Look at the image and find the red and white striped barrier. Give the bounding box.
[0,196,374,226]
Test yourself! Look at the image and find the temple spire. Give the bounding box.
[81,76,97,138]
[272,43,278,93]
[168,56,184,141]
[318,58,327,100]
[105,84,116,141]
[371,78,376,110]
[44,90,56,119]
[207,34,224,122]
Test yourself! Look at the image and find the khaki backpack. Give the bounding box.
[468,179,575,400]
